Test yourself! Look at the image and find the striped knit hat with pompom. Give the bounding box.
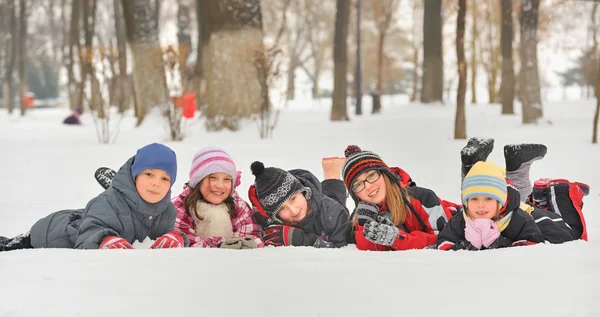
[342,145,399,203]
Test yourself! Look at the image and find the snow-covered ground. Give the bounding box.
[1,96,599,317]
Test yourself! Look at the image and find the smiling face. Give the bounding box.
[466,195,499,219]
[199,173,233,204]
[353,170,387,205]
[135,169,172,204]
[276,192,308,223]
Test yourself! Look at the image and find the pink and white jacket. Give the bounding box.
[172,185,264,248]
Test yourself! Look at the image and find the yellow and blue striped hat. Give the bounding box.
[462,161,507,206]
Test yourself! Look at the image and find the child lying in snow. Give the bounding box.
[0,143,189,251]
[436,139,589,250]
[248,159,350,248]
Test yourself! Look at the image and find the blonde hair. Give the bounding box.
[351,173,408,227]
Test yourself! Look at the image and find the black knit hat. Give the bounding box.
[250,161,311,218]
[342,145,399,203]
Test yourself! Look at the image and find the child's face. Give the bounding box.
[277,192,308,223]
[135,169,171,203]
[353,170,386,205]
[199,173,233,205]
[466,195,498,219]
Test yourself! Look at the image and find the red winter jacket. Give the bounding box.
[354,167,458,251]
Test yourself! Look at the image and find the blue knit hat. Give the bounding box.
[131,143,178,185]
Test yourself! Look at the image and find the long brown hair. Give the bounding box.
[184,184,236,220]
[351,173,408,227]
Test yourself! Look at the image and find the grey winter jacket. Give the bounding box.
[30,156,182,249]
[287,169,350,248]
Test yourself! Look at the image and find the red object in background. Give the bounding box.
[182,93,196,119]
[23,93,35,109]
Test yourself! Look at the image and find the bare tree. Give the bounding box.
[519,0,542,124]
[300,0,334,99]
[500,0,515,114]
[177,0,192,93]
[409,0,423,102]
[77,0,97,112]
[285,1,310,101]
[331,0,350,121]
[421,0,443,103]
[17,0,29,116]
[3,0,17,114]
[113,0,131,113]
[121,0,169,126]
[66,0,82,110]
[371,0,399,113]
[455,0,467,139]
[470,3,478,104]
[594,56,599,144]
[203,0,266,131]
[479,1,500,104]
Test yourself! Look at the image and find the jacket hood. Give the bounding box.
[111,156,172,218]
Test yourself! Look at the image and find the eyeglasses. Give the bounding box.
[352,171,381,193]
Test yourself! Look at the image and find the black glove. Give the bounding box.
[453,240,479,251]
[262,225,305,247]
[356,202,379,226]
[485,236,512,249]
[252,210,272,227]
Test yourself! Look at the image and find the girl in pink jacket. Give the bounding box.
[171,147,263,249]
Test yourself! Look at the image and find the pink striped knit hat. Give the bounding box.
[188,147,241,189]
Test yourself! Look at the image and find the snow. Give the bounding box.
[1,96,600,317]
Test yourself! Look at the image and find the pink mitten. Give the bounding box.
[474,218,501,248]
[464,218,483,249]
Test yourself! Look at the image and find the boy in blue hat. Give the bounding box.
[0,143,189,251]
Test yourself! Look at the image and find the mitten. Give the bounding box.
[219,237,244,249]
[362,221,405,246]
[376,211,395,226]
[99,236,133,249]
[475,219,501,248]
[356,202,379,226]
[240,237,258,249]
[150,232,185,249]
[464,218,483,249]
[263,225,304,246]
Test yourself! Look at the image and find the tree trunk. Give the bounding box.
[203,0,266,131]
[355,0,362,115]
[331,0,350,121]
[455,0,467,139]
[67,0,81,111]
[18,0,28,116]
[177,0,192,93]
[500,0,515,114]
[519,0,542,124]
[374,31,385,113]
[114,0,130,113]
[470,3,477,104]
[193,0,209,109]
[421,0,443,103]
[122,0,169,126]
[410,46,419,102]
[286,53,297,101]
[78,0,97,112]
[594,57,599,144]
[312,65,321,99]
[3,0,17,114]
